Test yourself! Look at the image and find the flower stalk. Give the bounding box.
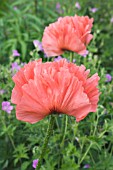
[70,52,74,62]
[36,114,55,169]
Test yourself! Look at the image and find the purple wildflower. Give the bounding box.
[0,89,5,95]
[75,2,81,9]
[44,52,47,58]
[54,56,62,61]
[2,101,13,114]
[56,2,64,14]
[32,159,39,169]
[81,50,89,57]
[11,62,21,72]
[33,40,43,51]
[13,6,18,10]
[12,50,20,57]
[83,164,90,169]
[110,17,113,23]
[73,59,76,63]
[90,8,98,13]
[56,2,60,9]
[106,74,112,82]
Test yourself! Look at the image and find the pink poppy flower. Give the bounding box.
[42,15,94,57]
[11,59,100,124]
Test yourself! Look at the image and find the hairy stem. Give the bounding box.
[61,115,68,146]
[36,115,55,169]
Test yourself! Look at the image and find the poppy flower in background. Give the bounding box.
[42,15,94,57]
[11,59,100,124]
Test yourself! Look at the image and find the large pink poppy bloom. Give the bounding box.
[11,59,100,124]
[42,15,94,57]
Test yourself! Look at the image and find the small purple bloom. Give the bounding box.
[54,56,62,61]
[73,59,76,63]
[44,52,47,58]
[106,74,112,82]
[75,2,81,9]
[90,8,98,13]
[12,50,20,57]
[81,50,89,57]
[110,17,113,23]
[0,89,5,95]
[56,2,60,9]
[11,62,21,72]
[56,2,64,14]
[33,40,43,51]
[83,164,90,169]
[2,101,13,114]
[13,6,18,10]
[32,159,39,169]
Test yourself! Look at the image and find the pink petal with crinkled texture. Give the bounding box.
[85,73,100,112]
[42,15,94,57]
[11,59,100,124]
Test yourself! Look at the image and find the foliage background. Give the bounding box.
[0,0,113,170]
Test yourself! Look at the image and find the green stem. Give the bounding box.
[43,0,46,7]
[93,111,99,136]
[0,112,22,164]
[61,115,68,146]
[1,113,16,150]
[34,0,38,14]
[59,115,68,167]
[70,52,74,62]
[36,115,55,169]
[79,143,92,164]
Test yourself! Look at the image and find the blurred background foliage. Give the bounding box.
[0,0,113,170]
